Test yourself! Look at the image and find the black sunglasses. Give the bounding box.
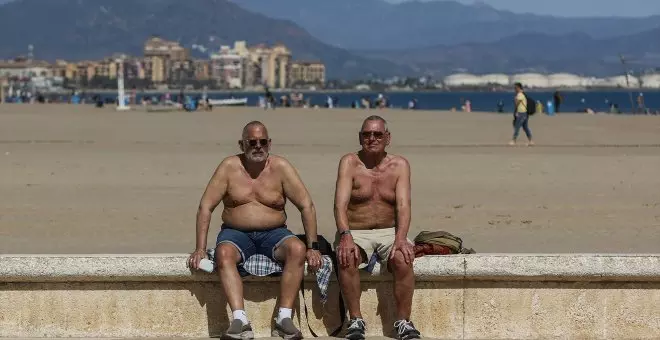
[360,131,385,139]
[244,138,269,147]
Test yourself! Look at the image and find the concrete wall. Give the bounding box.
[1,254,659,339]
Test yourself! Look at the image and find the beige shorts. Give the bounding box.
[335,227,412,269]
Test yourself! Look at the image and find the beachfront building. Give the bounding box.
[480,74,510,86]
[210,42,249,89]
[289,61,326,86]
[143,37,190,85]
[604,75,640,88]
[245,43,291,89]
[0,57,50,80]
[443,73,484,87]
[641,74,660,89]
[511,73,550,88]
[548,73,583,88]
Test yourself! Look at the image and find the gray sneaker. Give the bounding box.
[221,319,254,340]
[272,317,303,339]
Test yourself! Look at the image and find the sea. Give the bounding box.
[46,90,660,113]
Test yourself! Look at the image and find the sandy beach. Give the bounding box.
[1,104,659,254]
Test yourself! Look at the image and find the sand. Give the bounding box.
[1,104,659,254]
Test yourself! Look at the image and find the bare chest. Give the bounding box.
[351,169,397,204]
[224,171,285,209]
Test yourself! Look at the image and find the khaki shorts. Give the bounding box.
[334,227,412,269]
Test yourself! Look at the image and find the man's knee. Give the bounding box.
[282,237,306,262]
[388,249,413,273]
[216,243,241,267]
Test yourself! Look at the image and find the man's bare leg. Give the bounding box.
[389,250,420,339]
[338,264,363,318]
[216,243,254,339]
[216,243,243,310]
[389,250,414,320]
[272,237,306,339]
[274,237,307,308]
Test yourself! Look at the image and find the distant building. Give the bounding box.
[289,61,326,86]
[0,57,50,80]
[143,37,190,85]
[246,43,291,89]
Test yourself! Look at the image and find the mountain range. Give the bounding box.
[355,29,660,76]
[0,0,411,79]
[230,0,660,50]
[0,0,659,78]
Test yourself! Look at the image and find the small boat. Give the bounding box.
[208,97,248,106]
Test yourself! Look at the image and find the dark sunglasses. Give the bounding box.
[360,131,385,139]
[244,138,269,147]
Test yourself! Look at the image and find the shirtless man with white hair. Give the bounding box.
[333,115,421,340]
[188,121,322,340]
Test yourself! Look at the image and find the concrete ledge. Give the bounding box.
[1,254,660,339]
[1,254,659,282]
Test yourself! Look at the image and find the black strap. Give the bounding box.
[300,256,346,337]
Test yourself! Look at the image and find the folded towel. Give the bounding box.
[207,249,333,304]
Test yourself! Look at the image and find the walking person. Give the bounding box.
[509,82,534,146]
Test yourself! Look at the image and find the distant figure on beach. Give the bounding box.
[497,100,505,113]
[553,91,562,113]
[637,93,646,114]
[187,121,322,340]
[333,115,422,340]
[509,82,534,146]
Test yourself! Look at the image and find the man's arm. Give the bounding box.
[394,157,412,241]
[195,160,229,252]
[279,158,318,247]
[334,154,354,234]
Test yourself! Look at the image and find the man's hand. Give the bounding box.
[390,237,415,264]
[337,234,361,268]
[306,249,322,272]
[187,249,206,270]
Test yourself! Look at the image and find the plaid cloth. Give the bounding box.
[207,249,333,304]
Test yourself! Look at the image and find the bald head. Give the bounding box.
[361,115,388,132]
[242,121,268,139]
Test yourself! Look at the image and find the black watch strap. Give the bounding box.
[308,242,319,250]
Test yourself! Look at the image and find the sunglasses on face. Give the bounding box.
[360,131,385,139]
[244,138,269,147]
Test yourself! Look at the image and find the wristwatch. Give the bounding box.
[308,242,319,250]
[339,230,352,236]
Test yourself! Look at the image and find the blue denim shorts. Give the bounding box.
[216,224,296,264]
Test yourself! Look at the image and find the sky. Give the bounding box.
[388,0,660,18]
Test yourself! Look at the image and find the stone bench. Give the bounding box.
[1,254,659,339]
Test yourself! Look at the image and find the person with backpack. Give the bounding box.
[510,82,534,146]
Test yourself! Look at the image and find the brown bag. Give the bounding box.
[414,231,476,255]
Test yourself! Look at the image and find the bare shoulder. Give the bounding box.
[339,152,360,166]
[268,155,297,172]
[217,155,241,171]
[388,154,410,172]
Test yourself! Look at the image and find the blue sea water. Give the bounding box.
[91,90,659,113]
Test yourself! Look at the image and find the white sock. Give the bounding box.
[276,307,292,323]
[232,310,248,325]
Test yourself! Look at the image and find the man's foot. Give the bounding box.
[345,317,366,340]
[527,140,535,146]
[272,317,303,340]
[394,319,421,340]
[508,140,516,146]
[222,319,254,340]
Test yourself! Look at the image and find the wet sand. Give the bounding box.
[1,104,659,254]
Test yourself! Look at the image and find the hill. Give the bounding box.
[354,29,660,76]
[0,0,411,79]
[231,0,660,50]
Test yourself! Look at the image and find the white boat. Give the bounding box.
[208,97,248,106]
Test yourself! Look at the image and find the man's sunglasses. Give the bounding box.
[243,138,269,147]
[360,131,385,139]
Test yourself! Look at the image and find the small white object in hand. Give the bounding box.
[198,258,215,273]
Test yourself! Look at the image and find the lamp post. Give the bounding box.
[116,56,131,111]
